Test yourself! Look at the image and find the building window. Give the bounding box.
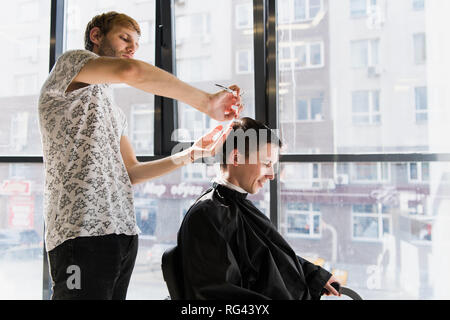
[236,49,253,74]
[351,39,379,68]
[408,162,430,182]
[296,96,324,121]
[286,203,321,237]
[279,41,324,70]
[279,0,323,23]
[350,0,377,18]
[351,163,390,183]
[352,90,381,125]
[352,204,391,241]
[235,3,252,29]
[412,0,425,11]
[413,33,426,64]
[415,87,428,123]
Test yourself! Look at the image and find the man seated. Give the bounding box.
[176,117,340,300]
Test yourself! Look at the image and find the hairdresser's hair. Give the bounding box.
[220,117,283,169]
[84,11,141,51]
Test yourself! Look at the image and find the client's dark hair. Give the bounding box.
[220,117,283,169]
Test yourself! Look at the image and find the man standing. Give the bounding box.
[38,11,241,300]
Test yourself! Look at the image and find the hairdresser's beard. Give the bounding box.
[97,38,119,58]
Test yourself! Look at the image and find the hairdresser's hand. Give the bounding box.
[206,84,243,121]
[188,124,234,162]
[323,275,341,297]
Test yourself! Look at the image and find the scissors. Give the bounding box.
[215,83,244,120]
[215,83,245,99]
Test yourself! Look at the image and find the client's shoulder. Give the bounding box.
[182,189,232,225]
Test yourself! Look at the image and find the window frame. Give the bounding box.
[351,90,381,125]
[351,38,380,69]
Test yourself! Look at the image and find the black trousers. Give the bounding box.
[47,234,138,300]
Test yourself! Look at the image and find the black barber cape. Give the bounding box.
[177,183,332,300]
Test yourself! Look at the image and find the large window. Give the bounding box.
[0,1,51,299]
[0,2,50,156]
[3,0,450,301]
[174,0,255,141]
[280,161,450,299]
[278,0,450,300]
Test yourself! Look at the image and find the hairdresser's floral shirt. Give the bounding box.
[38,50,138,251]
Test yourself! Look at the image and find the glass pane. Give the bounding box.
[64,0,156,156]
[0,164,44,299]
[413,0,425,11]
[353,216,379,239]
[310,43,322,66]
[236,3,252,28]
[309,0,322,19]
[175,0,255,141]
[287,214,310,234]
[0,2,51,156]
[293,0,306,21]
[280,162,450,299]
[297,100,308,120]
[351,40,368,68]
[294,45,307,68]
[415,87,427,110]
[278,1,448,154]
[311,98,323,120]
[413,33,426,64]
[352,91,369,113]
[350,0,367,18]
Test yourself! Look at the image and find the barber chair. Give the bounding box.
[161,246,362,300]
[161,246,184,300]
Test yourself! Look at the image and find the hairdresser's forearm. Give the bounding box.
[128,149,192,185]
[125,59,211,114]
